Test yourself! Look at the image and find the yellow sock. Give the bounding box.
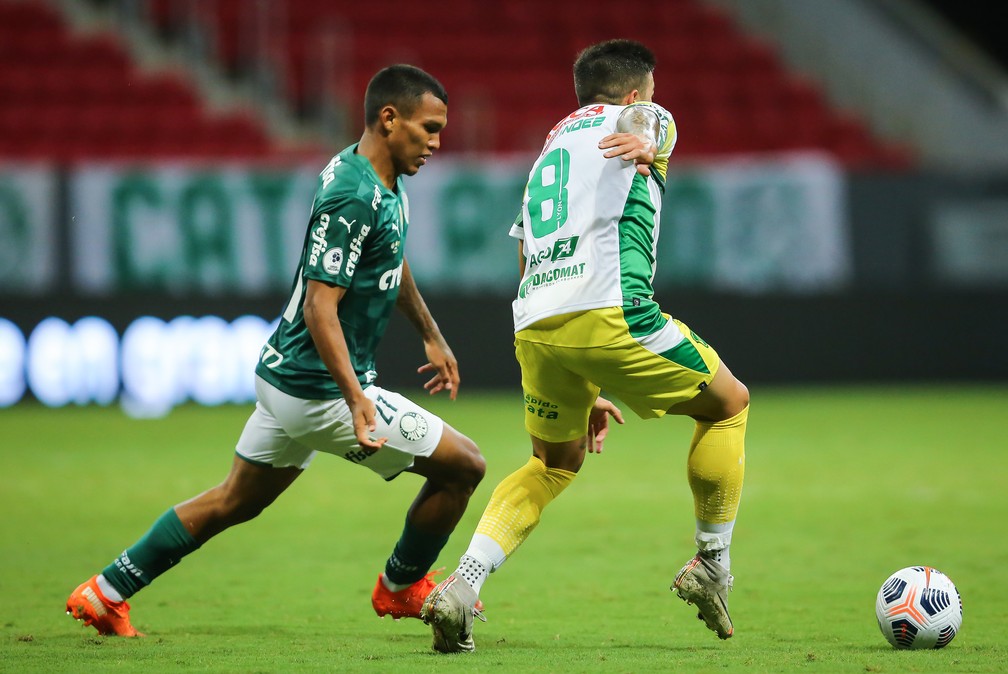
[474,456,576,558]
[688,405,748,536]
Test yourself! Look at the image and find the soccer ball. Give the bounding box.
[875,566,963,649]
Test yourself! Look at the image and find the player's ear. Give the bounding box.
[379,105,396,134]
[621,89,639,105]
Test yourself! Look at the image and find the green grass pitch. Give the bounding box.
[1,385,1005,673]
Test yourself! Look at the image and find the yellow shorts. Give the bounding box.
[515,306,720,442]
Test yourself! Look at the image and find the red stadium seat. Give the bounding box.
[0,0,911,165]
[0,0,281,160]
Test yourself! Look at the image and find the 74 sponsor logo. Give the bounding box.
[527,235,579,269]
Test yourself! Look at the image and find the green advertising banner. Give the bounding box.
[0,165,57,293]
[406,153,850,292]
[69,165,319,294]
[658,155,849,292]
[402,158,531,289]
[56,154,848,295]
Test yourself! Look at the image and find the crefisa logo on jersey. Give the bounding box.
[309,213,331,267]
[323,247,343,274]
[345,223,372,277]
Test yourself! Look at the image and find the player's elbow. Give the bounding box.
[301,297,320,336]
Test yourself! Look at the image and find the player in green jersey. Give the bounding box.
[422,40,750,652]
[67,65,486,638]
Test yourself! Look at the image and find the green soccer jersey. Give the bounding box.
[255,144,408,399]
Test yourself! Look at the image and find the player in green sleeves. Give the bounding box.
[67,64,486,637]
[422,40,750,652]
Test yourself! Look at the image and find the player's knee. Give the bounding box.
[423,429,485,492]
[535,437,587,473]
[454,435,486,491]
[710,375,749,421]
[732,380,750,415]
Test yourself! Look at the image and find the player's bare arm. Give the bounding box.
[395,257,460,399]
[303,279,388,448]
[599,105,660,176]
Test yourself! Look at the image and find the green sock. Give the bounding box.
[101,508,201,598]
[383,518,449,586]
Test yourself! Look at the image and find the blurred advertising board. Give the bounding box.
[0,314,274,414]
[407,153,850,292]
[3,154,849,296]
[0,165,58,292]
[1,154,849,409]
[68,165,319,294]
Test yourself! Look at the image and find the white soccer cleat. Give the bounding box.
[419,572,485,653]
[672,554,734,639]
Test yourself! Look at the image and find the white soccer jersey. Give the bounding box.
[510,102,676,332]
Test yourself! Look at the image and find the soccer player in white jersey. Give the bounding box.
[422,40,750,652]
[66,65,487,638]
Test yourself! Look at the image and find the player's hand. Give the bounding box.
[418,336,460,400]
[587,396,624,454]
[348,395,388,450]
[599,132,656,177]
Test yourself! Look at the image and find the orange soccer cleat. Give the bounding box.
[372,570,484,620]
[66,576,144,637]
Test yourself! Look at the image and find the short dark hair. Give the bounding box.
[363,64,448,125]
[573,39,656,106]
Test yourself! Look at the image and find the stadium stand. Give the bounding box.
[0,0,277,160]
[194,0,913,164]
[1,0,913,167]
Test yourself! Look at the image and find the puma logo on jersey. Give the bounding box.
[338,216,355,232]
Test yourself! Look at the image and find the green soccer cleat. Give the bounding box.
[672,554,734,639]
[419,572,485,653]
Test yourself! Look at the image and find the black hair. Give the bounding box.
[573,39,656,106]
[363,64,448,125]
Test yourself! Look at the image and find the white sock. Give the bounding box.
[466,533,507,570]
[701,545,731,571]
[379,574,411,592]
[96,574,124,603]
[456,554,490,595]
[696,520,734,571]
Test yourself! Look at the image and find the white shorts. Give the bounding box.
[235,376,445,479]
